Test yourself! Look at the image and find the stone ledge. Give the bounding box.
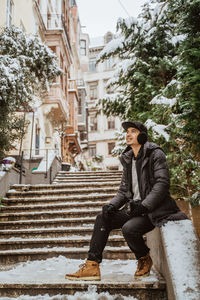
[147,220,200,300]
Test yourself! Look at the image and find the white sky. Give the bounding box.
[76,0,147,38]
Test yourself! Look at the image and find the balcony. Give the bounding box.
[68,79,78,92]
[35,10,71,52]
[65,126,81,158]
[43,82,69,121]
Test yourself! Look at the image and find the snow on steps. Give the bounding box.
[0,208,102,221]
[0,170,167,299]
[2,193,115,206]
[6,187,118,198]
[53,178,121,183]
[12,181,121,191]
[0,258,167,300]
[0,216,97,230]
[0,226,120,239]
[56,171,123,176]
[0,235,126,251]
[1,200,109,213]
[0,246,134,265]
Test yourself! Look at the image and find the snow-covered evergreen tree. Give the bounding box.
[97,0,200,202]
[0,26,62,160]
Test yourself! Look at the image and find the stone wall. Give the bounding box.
[147,221,200,300]
[0,167,25,198]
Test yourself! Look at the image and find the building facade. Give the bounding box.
[0,0,88,166]
[83,32,121,170]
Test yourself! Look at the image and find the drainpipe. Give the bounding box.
[30,111,35,159]
[19,111,26,157]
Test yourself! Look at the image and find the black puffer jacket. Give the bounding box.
[110,141,187,226]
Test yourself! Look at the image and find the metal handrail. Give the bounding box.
[18,148,60,184]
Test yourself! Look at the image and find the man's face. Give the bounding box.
[126,127,140,146]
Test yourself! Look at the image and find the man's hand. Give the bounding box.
[102,204,116,221]
[130,201,148,217]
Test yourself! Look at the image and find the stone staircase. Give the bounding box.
[0,171,167,299]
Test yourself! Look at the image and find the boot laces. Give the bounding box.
[79,262,87,269]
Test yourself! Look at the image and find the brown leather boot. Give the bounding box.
[134,252,153,278]
[65,260,101,281]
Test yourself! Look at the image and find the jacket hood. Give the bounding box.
[121,142,163,164]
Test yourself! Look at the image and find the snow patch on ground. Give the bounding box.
[7,189,18,193]
[0,257,157,284]
[0,170,5,178]
[0,257,162,299]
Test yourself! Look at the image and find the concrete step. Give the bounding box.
[0,208,101,222]
[2,193,115,206]
[6,187,118,198]
[0,246,133,264]
[55,173,121,177]
[0,256,167,300]
[0,216,96,230]
[54,177,121,181]
[53,179,121,184]
[1,200,108,213]
[54,176,121,184]
[0,227,121,239]
[56,171,122,176]
[0,235,126,251]
[11,181,121,191]
[0,259,166,299]
[0,281,167,300]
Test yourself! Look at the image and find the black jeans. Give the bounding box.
[88,210,155,263]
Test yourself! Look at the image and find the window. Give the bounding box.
[107,117,115,130]
[90,116,97,131]
[6,0,13,27]
[89,144,96,157]
[108,142,115,155]
[80,40,86,55]
[80,131,87,141]
[89,84,98,100]
[105,57,113,70]
[89,59,96,72]
[71,0,77,6]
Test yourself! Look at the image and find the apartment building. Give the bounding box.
[83,32,121,170]
[0,0,88,166]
